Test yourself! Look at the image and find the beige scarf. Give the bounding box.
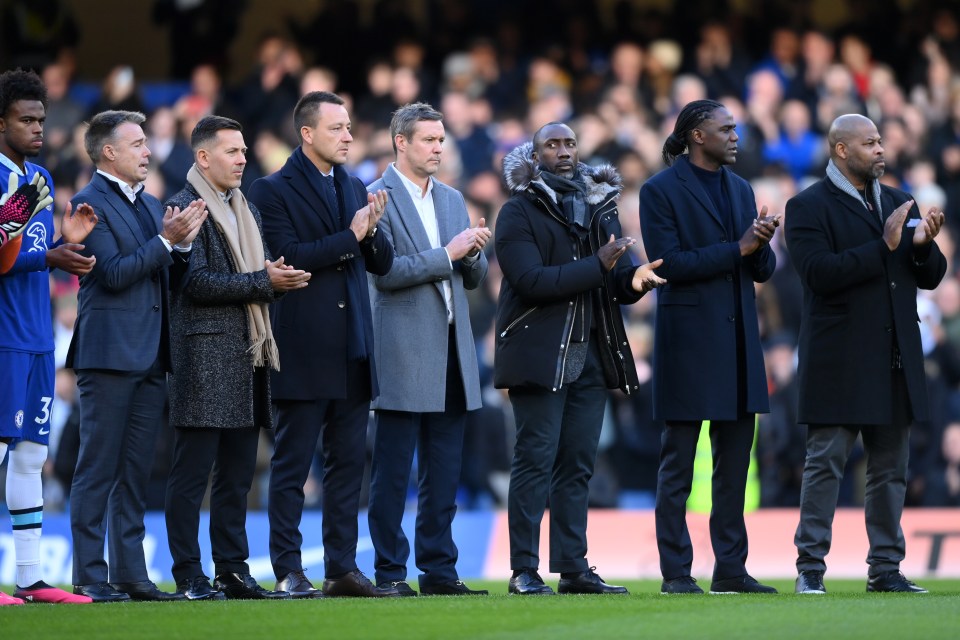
[187,163,280,371]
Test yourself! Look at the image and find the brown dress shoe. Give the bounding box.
[322,570,399,597]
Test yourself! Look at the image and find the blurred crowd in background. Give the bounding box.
[2,0,960,514]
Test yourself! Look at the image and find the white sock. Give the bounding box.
[7,441,47,588]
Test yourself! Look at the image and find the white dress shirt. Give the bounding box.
[393,164,455,323]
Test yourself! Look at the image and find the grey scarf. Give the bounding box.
[540,169,589,231]
[826,159,882,223]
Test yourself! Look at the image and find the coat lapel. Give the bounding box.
[433,183,456,246]
[383,165,434,254]
[674,157,724,229]
[825,179,882,233]
[93,174,148,244]
[280,155,339,235]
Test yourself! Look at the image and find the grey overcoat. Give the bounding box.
[368,164,486,413]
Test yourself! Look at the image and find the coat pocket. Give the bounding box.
[659,291,699,306]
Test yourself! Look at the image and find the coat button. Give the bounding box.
[338,301,346,309]
[153,304,160,311]
[337,265,344,271]
[613,297,618,302]
[890,281,897,289]
[720,236,727,242]
[727,315,735,322]
[725,273,733,281]
[885,325,892,333]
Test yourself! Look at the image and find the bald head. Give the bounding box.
[827,114,875,158]
[828,113,884,188]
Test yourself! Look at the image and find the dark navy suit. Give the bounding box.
[248,148,392,580]
[67,172,188,585]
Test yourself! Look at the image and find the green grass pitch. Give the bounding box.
[2,580,959,639]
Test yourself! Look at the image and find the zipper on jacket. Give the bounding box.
[593,199,635,395]
[530,191,592,392]
[499,306,538,338]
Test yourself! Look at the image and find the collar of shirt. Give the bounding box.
[390,163,455,323]
[393,163,433,201]
[97,169,143,203]
[0,151,26,176]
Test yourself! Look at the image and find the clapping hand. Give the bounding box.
[597,234,637,271]
[632,258,667,293]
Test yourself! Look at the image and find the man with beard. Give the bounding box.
[786,114,946,595]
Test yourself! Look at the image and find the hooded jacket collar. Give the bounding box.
[502,142,622,206]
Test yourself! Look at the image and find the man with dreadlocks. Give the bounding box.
[640,99,779,595]
[495,121,665,595]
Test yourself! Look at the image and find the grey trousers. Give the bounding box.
[794,423,909,577]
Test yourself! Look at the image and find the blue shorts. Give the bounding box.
[0,350,54,445]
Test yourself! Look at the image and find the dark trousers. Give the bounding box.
[655,416,756,581]
[795,423,909,576]
[164,426,260,583]
[268,360,371,580]
[71,362,165,585]
[507,343,606,574]
[368,328,467,588]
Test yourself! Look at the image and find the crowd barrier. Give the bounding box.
[1,509,957,584]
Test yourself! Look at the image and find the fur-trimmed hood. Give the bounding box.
[502,142,622,205]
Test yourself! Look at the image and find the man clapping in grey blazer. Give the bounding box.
[366,103,490,596]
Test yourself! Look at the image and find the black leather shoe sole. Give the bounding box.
[508,585,555,595]
[73,586,131,603]
[557,585,629,594]
[182,590,227,601]
[288,590,326,599]
[125,591,187,602]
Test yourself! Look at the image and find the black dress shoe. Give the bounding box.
[322,570,399,597]
[214,573,292,600]
[420,580,488,596]
[377,580,417,597]
[558,568,628,594]
[867,571,928,593]
[277,570,325,599]
[795,570,826,594]
[72,582,131,603]
[112,580,186,602]
[176,576,226,601]
[660,576,704,594]
[709,574,778,594]
[508,568,554,595]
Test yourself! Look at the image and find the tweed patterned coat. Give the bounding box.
[166,183,277,429]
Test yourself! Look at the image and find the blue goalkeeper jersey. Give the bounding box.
[0,153,56,354]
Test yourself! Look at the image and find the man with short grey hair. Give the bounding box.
[366,102,491,596]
